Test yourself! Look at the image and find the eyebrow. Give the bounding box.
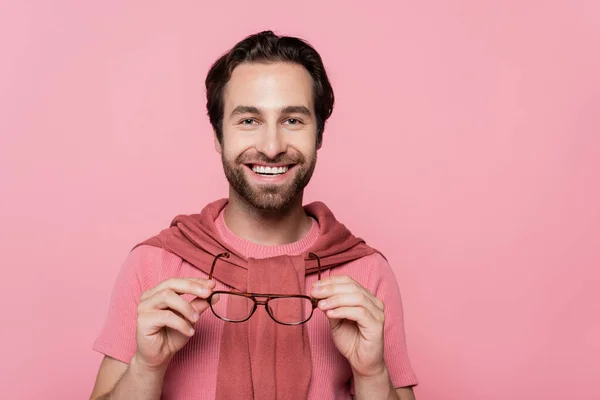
[230,105,260,117]
[280,106,312,116]
[229,105,312,118]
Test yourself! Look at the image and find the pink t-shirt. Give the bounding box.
[93,211,418,399]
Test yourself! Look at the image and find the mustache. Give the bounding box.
[235,152,305,165]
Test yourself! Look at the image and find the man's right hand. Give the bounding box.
[134,277,217,371]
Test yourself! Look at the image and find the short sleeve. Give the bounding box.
[371,254,418,388]
[349,253,418,391]
[92,245,160,363]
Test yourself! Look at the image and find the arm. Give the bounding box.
[395,387,416,400]
[90,276,214,399]
[352,369,416,400]
[311,256,418,400]
[90,247,217,400]
[355,255,419,400]
[90,356,166,400]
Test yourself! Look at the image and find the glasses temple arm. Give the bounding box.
[308,252,321,281]
[209,252,230,280]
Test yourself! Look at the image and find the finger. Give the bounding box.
[311,282,382,309]
[314,276,380,304]
[139,310,195,337]
[189,295,217,314]
[139,290,200,324]
[324,306,384,332]
[208,293,221,305]
[189,277,217,286]
[313,275,354,287]
[317,292,384,322]
[141,278,215,301]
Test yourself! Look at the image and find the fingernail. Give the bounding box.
[313,286,323,293]
[313,281,323,287]
[318,300,327,309]
[197,287,208,296]
[189,328,195,335]
[193,312,199,321]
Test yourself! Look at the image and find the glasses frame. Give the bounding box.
[206,252,322,326]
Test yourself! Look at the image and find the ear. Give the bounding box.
[316,128,323,150]
[214,131,223,154]
[316,136,323,150]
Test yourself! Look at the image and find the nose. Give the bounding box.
[255,124,287,159]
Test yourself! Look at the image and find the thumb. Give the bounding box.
[324,311,343,331]
[190,295,217,314]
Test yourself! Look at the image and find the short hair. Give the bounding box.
[205,30,334,146]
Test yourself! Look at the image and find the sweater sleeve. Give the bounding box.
[92,245,160,364]
[350,253,419,391]
[373,253,418,388]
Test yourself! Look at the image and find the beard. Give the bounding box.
[221,150,317,212]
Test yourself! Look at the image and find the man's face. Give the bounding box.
[216,62,319,211]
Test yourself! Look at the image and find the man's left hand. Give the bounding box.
[310,275,386,379]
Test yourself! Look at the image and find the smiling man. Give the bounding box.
[90,31,418,400]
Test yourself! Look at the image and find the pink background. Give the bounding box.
[1,1,598,399]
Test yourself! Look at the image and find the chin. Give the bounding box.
[244,191,299,212]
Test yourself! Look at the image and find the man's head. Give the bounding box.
[205,31,334,211]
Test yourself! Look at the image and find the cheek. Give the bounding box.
[221,134,249,160]
[223,147,243,163]
[290,136,317,157]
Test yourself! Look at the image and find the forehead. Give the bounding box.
[223,62,314,112]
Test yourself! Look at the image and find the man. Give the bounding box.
[90,31,418,400]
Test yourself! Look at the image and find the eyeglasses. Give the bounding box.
[206,252,322,326]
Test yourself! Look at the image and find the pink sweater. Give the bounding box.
[93,211,418,399]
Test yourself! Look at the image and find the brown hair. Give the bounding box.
[205,30,334,146]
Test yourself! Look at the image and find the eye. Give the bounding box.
[284,118,301,125]
[240,118,256,125]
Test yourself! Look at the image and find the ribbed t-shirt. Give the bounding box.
[93,210,418,399]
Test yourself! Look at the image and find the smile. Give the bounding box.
[250,164,292,176]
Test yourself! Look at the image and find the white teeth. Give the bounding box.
[252,165,288,175]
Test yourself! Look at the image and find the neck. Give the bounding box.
[223,190,313,246]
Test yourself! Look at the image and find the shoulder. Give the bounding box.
[127,244,164,263]
[330,252,398,292]
[125,244,168,273]
[120,244,185,290]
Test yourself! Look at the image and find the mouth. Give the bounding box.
[246,164,295,177]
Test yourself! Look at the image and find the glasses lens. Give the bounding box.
[267,297,313,325]
[210,293,255,322]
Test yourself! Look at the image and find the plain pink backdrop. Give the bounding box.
[1,1,598,399]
